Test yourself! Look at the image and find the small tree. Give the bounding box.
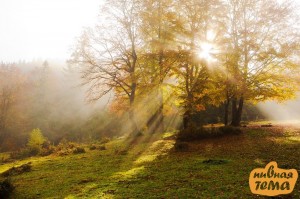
[27,128,46,155]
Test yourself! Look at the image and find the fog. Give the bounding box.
[258,95,300,122]
[0,60,118,151]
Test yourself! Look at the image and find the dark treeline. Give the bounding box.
[192,103,265,125]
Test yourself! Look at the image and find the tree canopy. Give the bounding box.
[69,0,300,130]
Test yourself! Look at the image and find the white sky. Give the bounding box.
[0,0,103,62]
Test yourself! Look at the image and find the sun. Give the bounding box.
[197,42,215,61]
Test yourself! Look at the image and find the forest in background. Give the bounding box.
[0,61,118,152]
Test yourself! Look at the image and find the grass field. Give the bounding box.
[1,124,300,198]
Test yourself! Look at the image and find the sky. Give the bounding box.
[0,0,295,63]
[0,0,104,62]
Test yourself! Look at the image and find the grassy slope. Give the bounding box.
[1,125,300,199]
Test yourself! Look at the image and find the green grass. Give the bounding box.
[1,125,300,198]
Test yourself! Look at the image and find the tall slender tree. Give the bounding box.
[69,0,143,134]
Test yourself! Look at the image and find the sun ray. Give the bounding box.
[197,42,218,63]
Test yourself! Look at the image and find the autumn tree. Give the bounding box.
[69,0,143,134]
[139,0,181,132]
[0,64,24,131]
[222,0,300,126]
[70,0,300,132]
[27,128,46,155]
[0,63,27,151]
[172,0,224,129]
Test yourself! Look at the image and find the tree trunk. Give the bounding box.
[231,96,244,126]
[224,98,230,126]
[128,109,139,135]
[129,82,140,135]
[231,98,237,126]
[183,110,191,129]
[236,96,244,126]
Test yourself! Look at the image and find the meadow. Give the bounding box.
[1,123,299,198]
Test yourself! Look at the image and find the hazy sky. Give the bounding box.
[0,0,103,62]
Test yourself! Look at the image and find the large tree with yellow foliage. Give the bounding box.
[70,0,300,131]
[221,0,300,126]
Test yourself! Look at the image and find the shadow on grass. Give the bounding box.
[70,126,299,198]
[64,131,176,198]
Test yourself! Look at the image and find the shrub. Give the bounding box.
[99,137,110,144]
[89,145,97,150]
[174,142,189,152]
[177,127,209,141]
[219,126,242,135]
[178,126,242,141]
[1,163,32,177]
[42,140,51,149]
[39,140,55,156]
[73,147,85,154]
[55,139,77,156]
[0,178,14,198]
[99,145,106,151]
[89,144,106,151]
[40,146,55,156]
[28,146,40,156]
[27,128,46,156]
[10,149,31,160]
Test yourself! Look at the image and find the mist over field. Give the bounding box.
[259,97,300,121]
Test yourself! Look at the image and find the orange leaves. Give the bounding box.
[195,104,206,112]
[108,97,129,117]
